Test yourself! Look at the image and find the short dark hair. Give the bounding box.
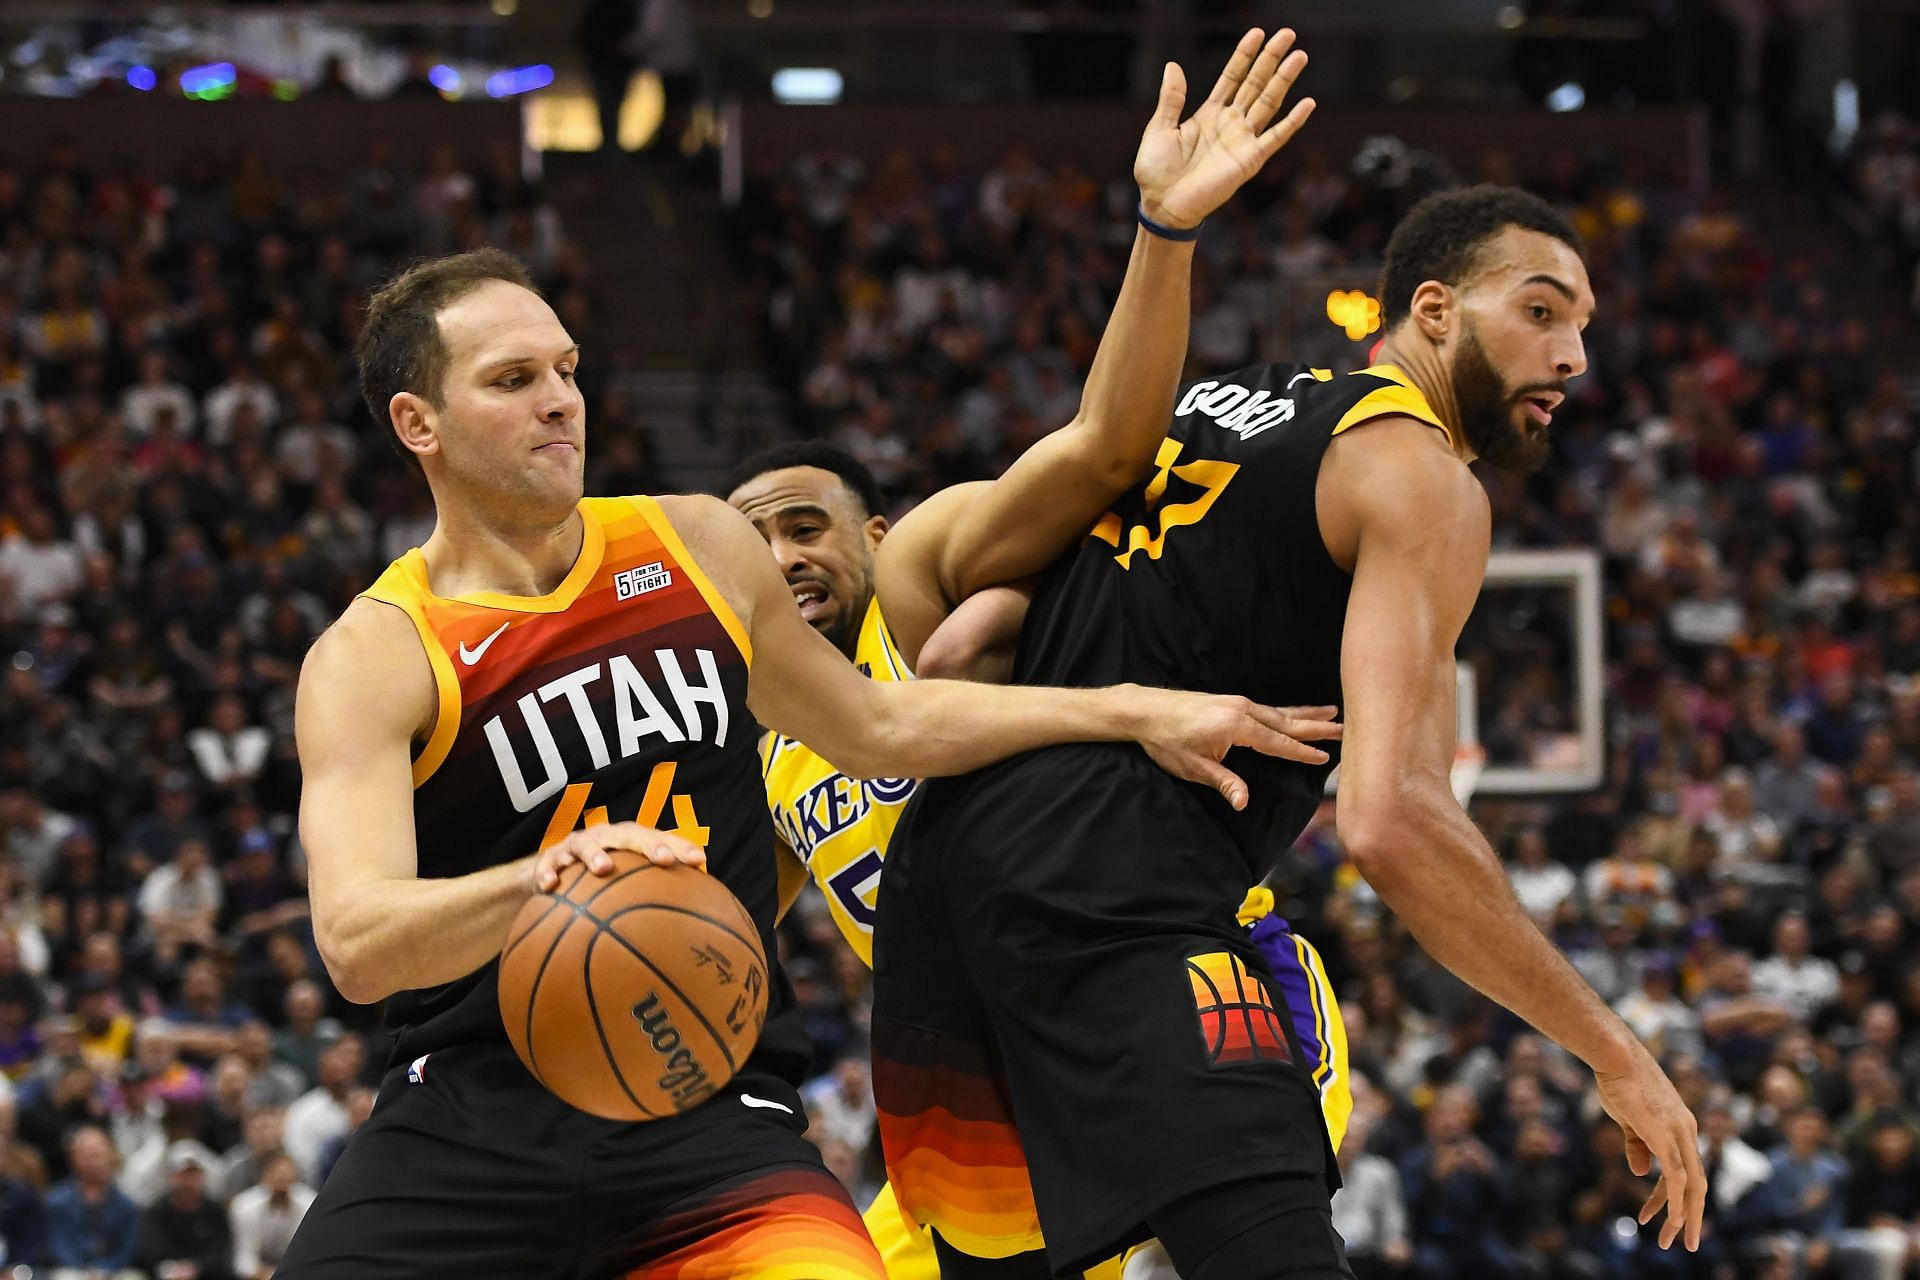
[356,248,540,463]
[1378,185,1585,329]
[722,441,884,518]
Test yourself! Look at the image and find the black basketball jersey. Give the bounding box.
[358,496,811,1081]
[1005,362,1453,872]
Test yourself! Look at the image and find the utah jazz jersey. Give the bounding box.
[358,496,811,1082]
[760,599,917,966]
[962,363,1451,878]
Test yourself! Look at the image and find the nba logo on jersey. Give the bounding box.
[407,1054,430,1084]
[614,561,673,601]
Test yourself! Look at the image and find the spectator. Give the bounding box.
[1329,1114,1412,1278]
[798,1052,874,1155]
[215,1108,283,1205]
[1399,1087,1518,1279]
[227,1151,312,1280]
[281,1036,363,1185]
[270,981,339,1087]
[1748,1106,1848,1278]
[43,1124,141,1278]
[0,504,83,621]
[137,1140,231,1280]
[1506,826,1578,927]
[138,838,222,964]
[1753,911,1840,1023]
[184,697,271,794]
[1614,952,1704,1060]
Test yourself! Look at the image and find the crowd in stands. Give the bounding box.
[0,135,654,1277]
[737,132,1920,1278]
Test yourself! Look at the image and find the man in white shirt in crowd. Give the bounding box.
[229,1151,316,1280]
[1506,826,1579,927]
[281,1035,363,1185]
[120,350,198,437]
[0,504,83,621]
[1752,910,1840,1022]
[799,1050,876,1156]
[1329,1104,1412,1277]
[1614,952,1706,1061]
[137,838,222,964]
[201,363,277,446]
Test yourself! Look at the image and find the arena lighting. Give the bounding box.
[772,68,843,105]
[1545,81,1585,113]
[429,64,462,95]
[126,65,157,92]
[486,64,554,98]
[1326,289,1381,341]
[180,62,236,99]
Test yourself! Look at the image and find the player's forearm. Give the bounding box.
[315,857,536,1003]
[841,679,1150,779]
[1342,787,1641,1077]
[1064,228,1196,489]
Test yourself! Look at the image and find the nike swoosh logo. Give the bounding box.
[458,621,510,666]
[740,1093,794,1114]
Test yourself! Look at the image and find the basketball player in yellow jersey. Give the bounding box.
[730,31,1344,1278]
[284,244,1332,1279]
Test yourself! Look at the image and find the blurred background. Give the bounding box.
[0,1,1919,1277]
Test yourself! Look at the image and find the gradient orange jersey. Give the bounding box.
[359,495,811,1081]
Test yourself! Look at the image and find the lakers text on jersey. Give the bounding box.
[761,598,917,966]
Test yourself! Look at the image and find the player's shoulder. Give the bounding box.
[1170,362,1448,447]
[647,492,752,548]
[298,596,436,742]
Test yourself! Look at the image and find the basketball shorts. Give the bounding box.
[866,1177,1133,1280]
[276,1042,885,1279]
[871,752,1346,1275]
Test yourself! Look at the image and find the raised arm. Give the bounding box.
[875,27,1315,663]
[298,600,699,1004]
[664,495,1334,809]
[1325,419,1705,1251]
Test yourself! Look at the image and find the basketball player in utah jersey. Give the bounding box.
[278,242,1331,1278]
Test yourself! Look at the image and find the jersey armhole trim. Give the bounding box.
[868,600,912,681]
[356,589,461,788]
[628,494,754,668]
[1333,370,1456,449]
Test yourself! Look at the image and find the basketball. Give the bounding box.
[498,855,769,1122]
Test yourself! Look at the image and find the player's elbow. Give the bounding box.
[313,914,391,1005]
[1336,782,1448,884]
[1062,425,1151,494]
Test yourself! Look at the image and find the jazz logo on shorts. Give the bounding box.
[1186,951,1292,1069]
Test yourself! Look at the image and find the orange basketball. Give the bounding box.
[498,854,768,1121]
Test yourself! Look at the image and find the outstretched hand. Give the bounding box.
[1135,27,1317,232]
[1135,692,1341,810]
[1594,1051,1708,1251]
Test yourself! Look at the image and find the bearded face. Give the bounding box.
[1450,318,1561,475]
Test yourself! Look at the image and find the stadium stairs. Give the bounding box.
[546,152,790,493]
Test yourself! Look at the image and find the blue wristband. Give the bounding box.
[1137,204,1202,242]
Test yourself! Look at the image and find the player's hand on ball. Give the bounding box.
[1594,1050,1708,1251]
[530,821,705,893]
[1135,691,1341,810]
[1134,27,1315,232]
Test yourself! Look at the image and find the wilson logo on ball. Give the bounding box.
[631,992,716,1109]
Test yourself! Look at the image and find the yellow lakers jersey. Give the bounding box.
[760,598,916,966]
